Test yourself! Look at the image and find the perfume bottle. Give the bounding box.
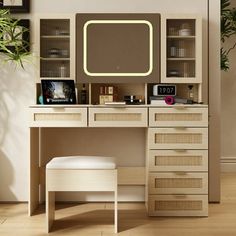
[178,40,186,57]
[170,41,177,57]
[188,85,194,101]
[80,84,87,104]
[59,63,66,77]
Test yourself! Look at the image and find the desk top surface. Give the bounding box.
[29,104,208,108]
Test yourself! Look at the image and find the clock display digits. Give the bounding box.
[156,84,176,96]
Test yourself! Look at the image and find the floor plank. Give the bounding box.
[0,173,235,235]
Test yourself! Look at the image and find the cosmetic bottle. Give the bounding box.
[81,84,87,104]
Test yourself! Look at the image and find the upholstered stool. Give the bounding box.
[46,156,118,233]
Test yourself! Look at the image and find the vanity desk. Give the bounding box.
[30,12,208,217]
[29,104,208,217]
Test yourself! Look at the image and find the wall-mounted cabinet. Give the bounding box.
[161,15,202,84]
[36,15,75,82]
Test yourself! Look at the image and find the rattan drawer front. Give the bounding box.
[89,108,147,127]
[30,108,87,127]
[148,150,208,171]
[149,172,208,194]
[148,128,208,149]
[148,195,208,216]
[149,107,208,127]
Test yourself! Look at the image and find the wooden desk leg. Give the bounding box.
[46,190,55,233]
[114,189,118,233]
[114,171,118,233]
[29,127,40,216]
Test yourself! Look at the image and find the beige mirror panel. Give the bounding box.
[76,13,160,83]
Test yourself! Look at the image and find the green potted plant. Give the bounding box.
[0,8,30,68]
[221,0,236,71]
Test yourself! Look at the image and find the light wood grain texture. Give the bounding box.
[29,128,40,216]
[46,168,117,233]
[1,173,236,235]
[117,167,145,185]
[28,104,208,217]
[40,167,146,187]
[46,191,55,232]
[46,169,117,192]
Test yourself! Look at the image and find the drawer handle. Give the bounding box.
[173,195,187,198]
[174,172,187,175]
[111,106,127,109]
[173,106,187,110]
[174,127,187,130]
[174,149,187,152]
[52,107,65,112]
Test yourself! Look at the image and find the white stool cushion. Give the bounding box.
[46,156,116,170]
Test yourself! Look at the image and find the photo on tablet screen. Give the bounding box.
[41,80,76,104]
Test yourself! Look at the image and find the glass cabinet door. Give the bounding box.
[37,15,75,81]
[161,16,202,84]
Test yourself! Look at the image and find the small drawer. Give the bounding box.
[149,172,208,194]
[148,128,208,149]
[148,150,208,172]
[89,107,148,127]
[29,107,87,127]
[148,194,208,216]
[149,107,208,127]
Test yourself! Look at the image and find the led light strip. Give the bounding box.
[83,20,153,77]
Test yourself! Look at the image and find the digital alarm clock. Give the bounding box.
[153,84,176,96]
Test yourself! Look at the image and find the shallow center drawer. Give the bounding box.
[149,107,208,127]
[30,107,88,127]
[89,107,148,127]
[148,128,208,149]
[149,172,208,194]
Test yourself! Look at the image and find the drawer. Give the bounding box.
[148,128,208,149]
[149,107,208,127]
[89,107,148,127]
[29,108,87,127]
[148,194,208,216]
[149,172,208,194]
[148,150,208,172]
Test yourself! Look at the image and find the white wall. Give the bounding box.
[221,0,236,171]
[0,0,209,201]
[0,61,35,201]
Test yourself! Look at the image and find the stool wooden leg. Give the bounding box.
[46,191,55,233]
[114,188,118,233]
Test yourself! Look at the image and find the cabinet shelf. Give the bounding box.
[167,58,195,61]
[167,36,195,39]
[41,35,70,39]
[41,57,70,61]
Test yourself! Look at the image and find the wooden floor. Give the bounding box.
[0,173,236,236]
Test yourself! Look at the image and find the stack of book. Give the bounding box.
[99,85,118,105]
[149,96,167,105]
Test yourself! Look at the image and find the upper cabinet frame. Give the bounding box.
[35,14,76,82]
[161,14,202,84]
